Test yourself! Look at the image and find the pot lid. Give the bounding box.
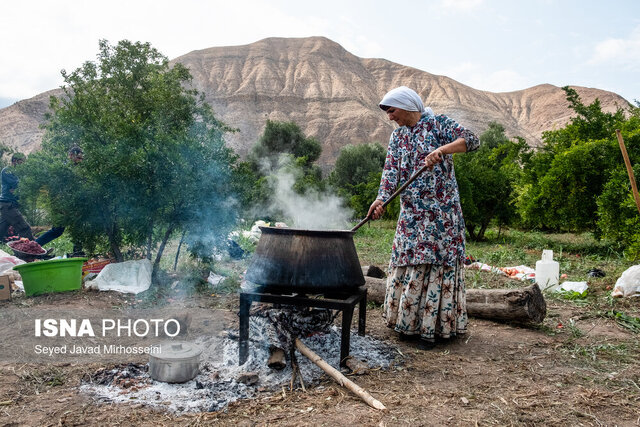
[152,341,202,361]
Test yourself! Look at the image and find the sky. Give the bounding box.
[1,0,639,109]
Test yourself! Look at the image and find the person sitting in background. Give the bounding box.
[0,153,34,241]
[35,145,85,256]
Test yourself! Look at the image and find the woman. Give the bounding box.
[367,86,479,349]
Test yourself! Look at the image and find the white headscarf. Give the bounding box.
[379,86,434,117]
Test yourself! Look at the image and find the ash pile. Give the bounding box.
[80,322,398,414]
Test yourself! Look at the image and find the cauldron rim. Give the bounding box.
[258,226,355,237]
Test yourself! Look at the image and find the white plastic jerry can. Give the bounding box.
[535,249,559,290]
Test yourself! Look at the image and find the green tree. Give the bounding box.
[21,40,238,275]
[329,143,387,189]
[327,142,399,219]
[517,87,630,232]
[596,103,640,257]
[596,163,640,258]
[347,171,400,220]
[250,120,321,168]
[240,120,325,218]
[455,122,529,240]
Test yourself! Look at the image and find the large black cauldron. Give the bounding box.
[244,226,365,292]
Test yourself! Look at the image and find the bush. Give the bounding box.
[456,122,529,240]
[597,164,640,259]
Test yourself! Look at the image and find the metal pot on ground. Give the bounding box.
[149,342,202,383]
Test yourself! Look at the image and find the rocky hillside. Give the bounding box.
[0,36,631,167]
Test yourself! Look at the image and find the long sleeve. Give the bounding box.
[435,115,480,152]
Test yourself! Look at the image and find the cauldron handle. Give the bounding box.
[351,163,430,232]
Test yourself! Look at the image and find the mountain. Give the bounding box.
[0,36,631,167]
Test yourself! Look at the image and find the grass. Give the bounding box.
[351,221,635,285]
[352,220,396,266]
[19,367,66,391]
[604,310,640,333]
[560,341,637,364]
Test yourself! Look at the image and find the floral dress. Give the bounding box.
[378,112,479,341]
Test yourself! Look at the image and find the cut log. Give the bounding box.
[294,338,387,411]
[364,277,546,323]
[465,283,546,323]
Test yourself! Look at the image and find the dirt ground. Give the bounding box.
[1,285,639,427]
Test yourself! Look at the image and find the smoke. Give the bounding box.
[263,155,353,230]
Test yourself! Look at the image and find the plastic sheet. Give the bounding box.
[85,259,152,294]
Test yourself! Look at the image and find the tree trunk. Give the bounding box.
[364,276,387,305]
[478,213,493,241]
[467,225,477,241]
[478,222,489,241]
[152,224,175,282]
[173,230,186,271]
[146,220,153,261]
[102,209,123,262]
[363,276,546,323]
[105,223,123,262]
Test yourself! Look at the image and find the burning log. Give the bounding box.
[363,277,546,323]
[267,347,286,370]
[294,338,386,411]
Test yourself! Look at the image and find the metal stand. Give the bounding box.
[239,286,367,367]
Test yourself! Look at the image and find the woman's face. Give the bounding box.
[385,107,417,127]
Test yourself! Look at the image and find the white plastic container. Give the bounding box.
[535,250,559,290]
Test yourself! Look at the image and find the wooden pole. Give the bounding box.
[615,129,640,216]
[351,163,430,232]
[294,338,387,411]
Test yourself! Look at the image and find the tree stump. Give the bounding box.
[363,276,546,324]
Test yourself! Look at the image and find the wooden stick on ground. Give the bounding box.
[616,129,640,215]
[289,349,306,392]
[294,338,387,411]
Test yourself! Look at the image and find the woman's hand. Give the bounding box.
[367,199,385,220]
[425,148,443,168]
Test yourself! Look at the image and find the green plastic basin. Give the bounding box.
[13,258,88,297]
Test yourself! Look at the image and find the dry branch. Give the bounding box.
[294,338,386,411]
